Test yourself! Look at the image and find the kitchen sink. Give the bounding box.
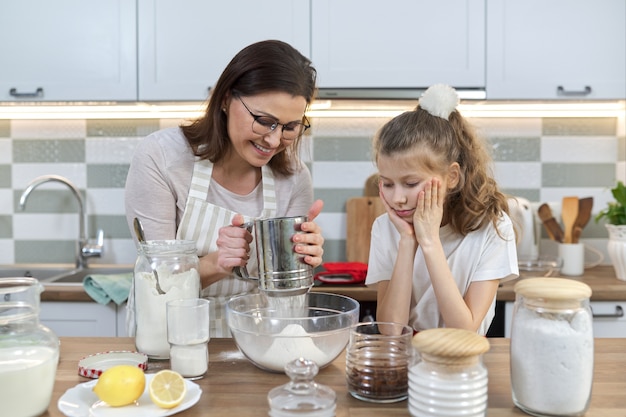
[48,266,133,284]
[0,264,133,285]
[0,264,74,280]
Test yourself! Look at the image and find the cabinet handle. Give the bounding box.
[9,87,44,98]
[592,305,624,319]
[556,86,592,96]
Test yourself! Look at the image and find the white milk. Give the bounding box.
[0,345,59,417]
[170,343,208,378]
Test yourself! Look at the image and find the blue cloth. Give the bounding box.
[83,273,133,305]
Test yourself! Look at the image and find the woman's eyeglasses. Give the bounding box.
[236,95,310,141]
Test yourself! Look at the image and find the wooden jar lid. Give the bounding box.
[514,277,592,300]
[412,328,490,365]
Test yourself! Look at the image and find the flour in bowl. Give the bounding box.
[256,324,334,371]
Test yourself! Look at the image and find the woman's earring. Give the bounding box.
[222,107,227,113]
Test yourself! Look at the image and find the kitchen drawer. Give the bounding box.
[504,301,626,338]
[41,301,118,337]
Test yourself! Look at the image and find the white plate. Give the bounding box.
[57,373,202,417]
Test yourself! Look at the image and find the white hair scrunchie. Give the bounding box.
[418,84,459,120]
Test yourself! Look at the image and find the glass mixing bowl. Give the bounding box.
[226,292,360,373]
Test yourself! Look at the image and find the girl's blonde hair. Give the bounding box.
[373,105,510,236]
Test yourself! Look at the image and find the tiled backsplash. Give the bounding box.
[0,115,624,266]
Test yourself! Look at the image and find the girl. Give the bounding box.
[366,84,518,335]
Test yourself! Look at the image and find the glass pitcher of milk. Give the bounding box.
[0,278,60,417]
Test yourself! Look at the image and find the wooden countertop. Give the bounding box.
[312,265,626,303]
[41,265,626,303]
[44,337,626,417]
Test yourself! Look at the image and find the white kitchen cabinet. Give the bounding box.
[504,301,626,338]
[486,0,626,99]
[117,302,130,337]
[137,0,311,101]
[41,302,118,337]
[0,0,137,102]
[311,0,485,95]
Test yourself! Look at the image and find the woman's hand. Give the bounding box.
[215,214,253,273]
[294,199,325,268]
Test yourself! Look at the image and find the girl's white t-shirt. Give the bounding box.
[366,212,519,335]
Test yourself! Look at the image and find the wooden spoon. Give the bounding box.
[572,197,593,243]
[561,196,579,244]
[537,204,564,243]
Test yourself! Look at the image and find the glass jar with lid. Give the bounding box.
[267,357,336,417]
[510,277,593,416]
[133,239,201,359]
[0,278,60,417]
[409,327,490,417]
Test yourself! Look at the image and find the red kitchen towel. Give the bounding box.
[314,262,368,284]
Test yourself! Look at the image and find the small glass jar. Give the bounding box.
[345,322,413,403]
[409,328,490,417]
[134,239,200,359]
[510,277,593,417]
[0,278,60,417]
[268,358,336,417]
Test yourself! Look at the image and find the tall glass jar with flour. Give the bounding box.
[134,240,200,359]
[510,277,593,417]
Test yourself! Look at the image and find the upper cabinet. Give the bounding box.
[2,1,623,102]
[487,0,626,100]
[0,0,137,102]
[137,0,310,101]
[311,0,486,94]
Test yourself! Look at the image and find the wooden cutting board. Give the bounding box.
[346,197,386,263]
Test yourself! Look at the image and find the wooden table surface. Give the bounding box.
[44,337,626,417]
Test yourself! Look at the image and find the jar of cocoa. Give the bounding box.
[345,322,413,403]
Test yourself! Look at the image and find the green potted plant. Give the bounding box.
[595,181,626,280]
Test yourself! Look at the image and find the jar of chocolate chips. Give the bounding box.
[345,321,413,403]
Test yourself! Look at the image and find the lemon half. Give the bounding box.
[149,370,187,409]
[93,365,146,407]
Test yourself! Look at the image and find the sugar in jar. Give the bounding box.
[133,239,200,359]
[409,328,490,417]
[510,277,593,416]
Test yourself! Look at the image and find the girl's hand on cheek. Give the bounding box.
[379,186,415,239]
[412,178,444,245]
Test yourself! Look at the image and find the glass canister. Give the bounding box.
[345,322,413,403]
[510,277,593,417]
[134,239,201,359]
[409,328,490,417]
[0,278,60,417]
[268,358,336,417]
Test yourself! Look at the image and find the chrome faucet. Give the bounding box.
[18,174,104,269]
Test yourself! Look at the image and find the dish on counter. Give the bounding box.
[78,351,148,378]
[517,256,562,278]
[57,373,201,417]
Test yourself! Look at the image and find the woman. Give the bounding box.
[125,40,324,336]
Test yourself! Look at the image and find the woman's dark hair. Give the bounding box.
[181,40,317,176]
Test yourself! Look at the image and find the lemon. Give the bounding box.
[92,365,146,407]
[149,370,186,409]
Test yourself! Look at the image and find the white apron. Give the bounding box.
[176,159,277,337]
